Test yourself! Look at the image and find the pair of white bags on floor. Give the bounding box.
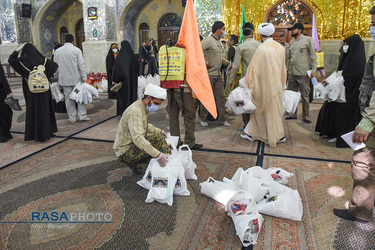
[315,71,346,102]
[69,82,99,104]
[139,157,189,206]
[137,134,197,206]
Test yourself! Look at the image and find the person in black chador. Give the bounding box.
[8,43,58,142]
[106,43,119,99]
[112,40,138,116]
[0,61,13,143]
[315,34,365,147]
[138,41,148,76]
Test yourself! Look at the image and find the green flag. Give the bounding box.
[239,5,247,43]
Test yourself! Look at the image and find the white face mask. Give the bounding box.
[370,26,375,40]
[342,45,349,53]
[112,49,118,53]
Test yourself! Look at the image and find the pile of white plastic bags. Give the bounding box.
[69,82,99,104]
[137,134,197,206]
[315,71,346,102]
[138,74,161,99]
[200,166,303,247]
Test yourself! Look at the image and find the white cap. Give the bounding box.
[144,84,167,100]
[257,23,275,37]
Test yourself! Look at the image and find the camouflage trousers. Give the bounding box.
[118,133,171,166]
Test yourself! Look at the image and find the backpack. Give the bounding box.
[20,58,49,93]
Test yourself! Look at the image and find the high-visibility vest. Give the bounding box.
[159,45,185,89]
[316,51,324,69]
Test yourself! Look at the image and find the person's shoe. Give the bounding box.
[177,141,184,148]
[237,126,245,132]
[303,119,312,124]
[285,116,297,120]
[69,117,77,123]
[190,144,203,150]
[278,137,286,143]
[110,82,123,92]
[200,121,209,127]
[240,134,254,142]
[128,164,144,175]
[79,117,90,121]
[328,138,337,143]
[333,209,369,223]
[222,121,230,127]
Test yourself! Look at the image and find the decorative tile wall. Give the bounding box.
[0,0,18,43]
[82,0,106,41]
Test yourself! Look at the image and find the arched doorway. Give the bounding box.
[139,22,150,45]
[75,18,85,51]
[60,26,68,44]
[158,13,182,48]
[264,0,314,42]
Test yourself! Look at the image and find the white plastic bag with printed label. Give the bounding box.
[225,190,258,216]
[137,162,154,190]
[145,159,176,206]
[230,211,264,247]
[225,87,256,115]
[245,166,294,185]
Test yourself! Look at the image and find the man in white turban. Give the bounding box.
[241,23,287,147]
[114,84,171,174]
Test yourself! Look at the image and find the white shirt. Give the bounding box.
[54,43,87,86]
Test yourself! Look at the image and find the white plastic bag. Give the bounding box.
[245,166,294,185]
[240,173,270,203]
[168,157,190,196]
[257,189,303,221]
[99,77,108,93]
[137,75,148,99]
[137,162,154,190]
[51,82,64,102]
[178,145,197,180]
[327,76,346,102]
[225,87,256,115]
[230,211,264,246]
[153,74,160,86]
[315,82,330,99]
[200,177,240,205]
[69,82,83,103]
[165,133,179,155]
[70,82,99,104]
[225,190,258,216]
[283,90,300,114]
[317,71,346,102]
[145,159,176,206]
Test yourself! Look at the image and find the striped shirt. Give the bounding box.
[113,100,162,158]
